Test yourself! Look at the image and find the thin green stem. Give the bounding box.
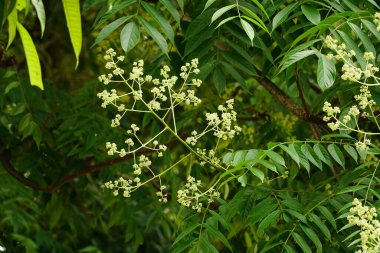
[119,74,228,172]
[364,161,379,204]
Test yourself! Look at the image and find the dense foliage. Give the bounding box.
[1,0,380,252]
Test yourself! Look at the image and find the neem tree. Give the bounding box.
[0,0,380,252]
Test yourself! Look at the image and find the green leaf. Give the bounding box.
[327,144,345,168]
[337,185,366,194]
[204,223,233,251]
[321,133,355,140]
[253,35,273,63]
[32,122,42,147]
[93,1,135,29]
[216,16,238,28]
[31,0,46,37]
[239,6,268,33]
[225,40,251,63]
[249,0,269,19]
[93,16,131,47]
[221,53,256,76]
[79,246,102,253]
[16,22,43,89]
[265,150,286,167]
[309,213,331,240]
[344,145,358,163]
[250,197,277,223]
[362,19,380,41]
[222,152,234,164]
[5,81,19,94]
[257,210,280,234]
[286,209,307,223]
[280,49,316,73]
[209,210,230,230]
[272,3,297,31]
[248,167,264,182]
[348,238,362,248]
[280,144,300,167]
[19,113,32,133]
[62,0,82,68]
[6,6,17,49]
[184,28,213,56]
[199,233,219,253]
[176,0,184,11]
[258,159,277,173]
[171,237,196,253]
[240,19,255,46]
[186,8,215,39]
[141,2,175,45]
[213,67,226,95]
[291,12,357,47]
[159,0,180,24]
[138,17,168,56]
[284,245,297,253]
[232,150,247,165]
[367,0,380,8]
[348,22,376,55]
[203,0,217,11]
[210,4,236,24]
[279,39,320,70]
[238,174,247,187]
[246,149,259,164]
[342,230,360,243]
[336,30,366,69]
[301,144,322,170]
[292,232,312,253]
[317,54,336,90]
[221,61,247,90]
[172,224,200,246]
[301,5,320,25]
[342,0,360,11]
[120,22,140,53]
[282,198,304,212]
[317,205,337,230]
[219,161,250,180]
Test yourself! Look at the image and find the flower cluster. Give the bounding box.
[177,176,220,212]
[374,12,380,32]
[355,85,376,110]
[205,99,242,140]
[196,148,221,166]
[321,15,380,154]
[322,101,341,130]
[105,176,141,198]
[347,198,380,253]
[97,49,241,210]
[185,99,242,149]
[323,33,379,83]
[104,154,168,202]
[322,100,372,151]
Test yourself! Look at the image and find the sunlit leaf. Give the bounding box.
[16,22,43,89]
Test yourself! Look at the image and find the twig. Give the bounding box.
[294,64,322,140]
[294,64,309,115]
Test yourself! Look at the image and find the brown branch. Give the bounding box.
[255,76,324,125]
[0,148,49,192]
[294,64,309,115]
[294,64,322,139]
[0,138,180,193]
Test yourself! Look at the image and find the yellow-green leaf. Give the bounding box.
[6,5,17,49]
[62,0,82,67]
[16,22,43,90]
